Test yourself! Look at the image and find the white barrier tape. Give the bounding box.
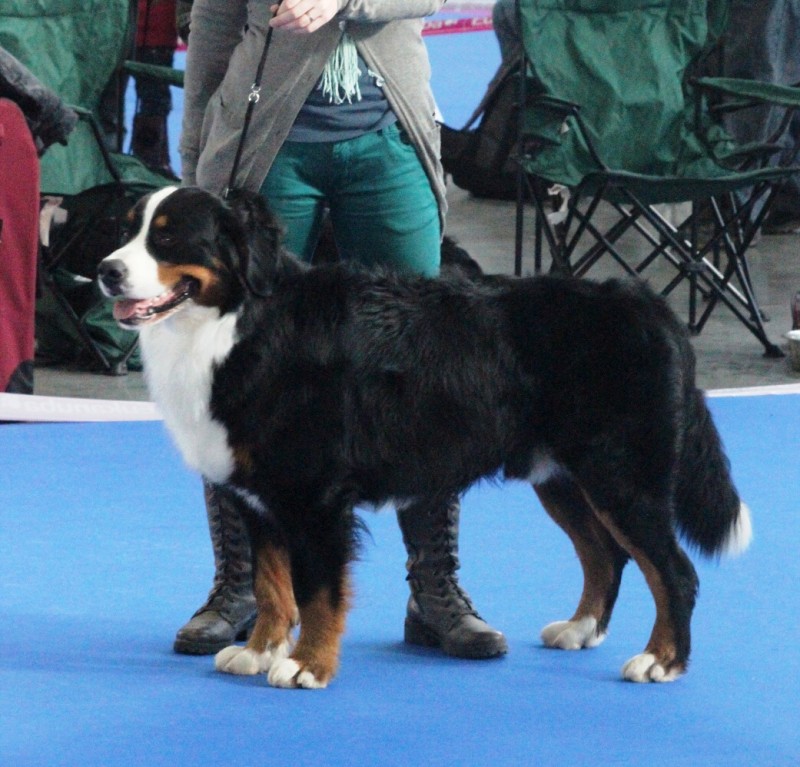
[0,393,161,423]
[707,382,800,398]
[2,381,798,425]
[439,1,495,10]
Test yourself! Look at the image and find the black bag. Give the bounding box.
[440,63,522,200]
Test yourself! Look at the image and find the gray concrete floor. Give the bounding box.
[33,182,800,401]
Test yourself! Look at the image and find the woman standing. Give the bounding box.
[174,0,508,662]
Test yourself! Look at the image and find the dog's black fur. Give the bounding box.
[99,186,749,688]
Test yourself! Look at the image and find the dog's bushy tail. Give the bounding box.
[674,388,752,558]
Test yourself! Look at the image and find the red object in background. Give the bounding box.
[0,98,39,393]
[136,0,177,49]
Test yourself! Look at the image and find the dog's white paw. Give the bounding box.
[214,641,291,676]
[541,617,606,650]
[267,658,327,690]
[215,646,269,675]
[621,653,682,683]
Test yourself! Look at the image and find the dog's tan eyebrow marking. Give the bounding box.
[153,214,169,228]
[125,208,136,222]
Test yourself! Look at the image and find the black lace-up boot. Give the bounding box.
[173,483,257,655]
[397,496,508,659]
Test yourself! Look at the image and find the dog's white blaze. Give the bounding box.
[141,306,239,483]
[721,501,753,557]
[104,186,179,298]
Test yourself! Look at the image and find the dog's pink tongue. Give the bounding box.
[113,299,144,321]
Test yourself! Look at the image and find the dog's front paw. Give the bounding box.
[541,617,606,650]
[214,642,290,676]
[621,652,683,683]
[267,658,330,689]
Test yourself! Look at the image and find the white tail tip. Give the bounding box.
[721,502,753,557]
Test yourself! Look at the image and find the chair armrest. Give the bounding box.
[693,77,800,110]
[65,105,122,182]
[122,61,185,89]
[520,93,608,171]
[693,77,800,169]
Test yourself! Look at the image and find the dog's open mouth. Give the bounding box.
[113,277,198,328]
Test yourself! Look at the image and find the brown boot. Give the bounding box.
[397,496,508,659]
[173,482,257,655]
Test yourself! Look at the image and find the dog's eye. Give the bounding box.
[151,230,176,247]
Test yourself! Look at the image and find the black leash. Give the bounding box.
[223,12,276,199]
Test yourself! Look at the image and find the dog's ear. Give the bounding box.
[221,190,284,297]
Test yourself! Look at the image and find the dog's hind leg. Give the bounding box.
[534,477,630,650]
[215,525,298,677]
[587,498,699,683]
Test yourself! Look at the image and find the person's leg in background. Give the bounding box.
[131,46,176,175]
[130,0,178,176]
[328,123,441,276]
[175,143,330,655]
[173,482,257,654]
[265,127,505,657]
[723,0,800,232]
[177,125,507,659]
[258,141,330,260]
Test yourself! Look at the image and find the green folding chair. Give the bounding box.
[0,0,181,374]
[513,0,800,357]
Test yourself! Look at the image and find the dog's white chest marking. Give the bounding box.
[141,307,239,484]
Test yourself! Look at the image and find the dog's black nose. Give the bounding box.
[98,259,128,295]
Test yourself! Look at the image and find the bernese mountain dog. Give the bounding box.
[98,186,751,689]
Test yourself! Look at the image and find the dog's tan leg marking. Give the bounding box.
[215,541,298,676]
[592,509,684,683]
[535,483,618,650]
[268,572,351,690]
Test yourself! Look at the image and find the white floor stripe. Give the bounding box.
[707,383,800,397]
[0,393,161,422]
[1,383,798,424]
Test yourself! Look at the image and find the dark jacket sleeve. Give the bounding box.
[0,47,77,155]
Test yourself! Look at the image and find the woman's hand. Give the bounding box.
[270,0,338,33]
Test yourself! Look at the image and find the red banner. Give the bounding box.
[423,17,494,36]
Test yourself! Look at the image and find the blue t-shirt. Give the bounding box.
[287,53,397,142]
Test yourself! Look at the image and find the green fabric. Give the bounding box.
[697,77,800,108]
[1,1,172,370]
[36,269,141,371]
[260,123,441,277]
[516,0,798,203]
[0,0,131,194]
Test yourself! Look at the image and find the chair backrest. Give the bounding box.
[518,0,724,187]
[0,0,132,194]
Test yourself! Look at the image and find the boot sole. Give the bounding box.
[404,617,508,660]
[173,624,253,656]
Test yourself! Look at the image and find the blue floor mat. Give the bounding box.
[1,394,799,766]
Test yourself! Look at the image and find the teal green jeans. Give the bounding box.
[259,122,441,276]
